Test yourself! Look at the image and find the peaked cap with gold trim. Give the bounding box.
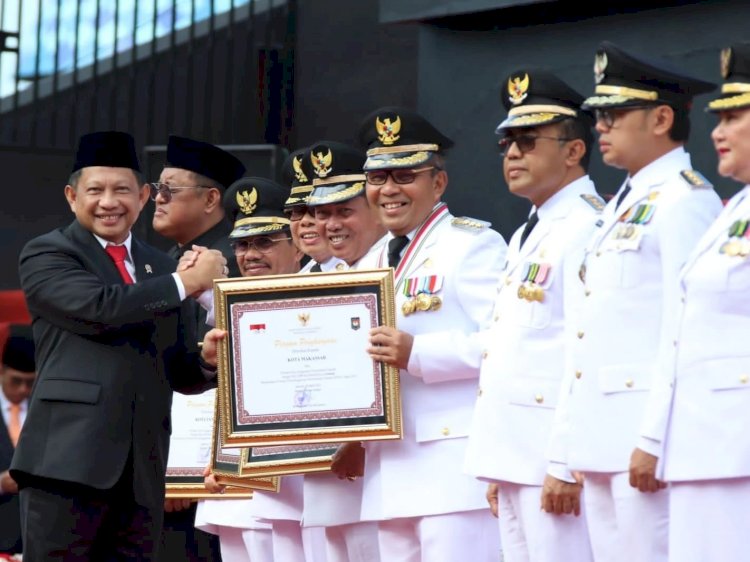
[224,177,291,239]
[582,41,715,110]
[282,147,314,209]
[707,43,750,112]
[497,68,591,131]
[307,141,367,207]
[358,106,454,171]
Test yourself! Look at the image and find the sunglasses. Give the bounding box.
[285,206,309,222]
[149,182,209,203]
[230,236,292,255]
[365,166,439,186]
[497,135,573,157]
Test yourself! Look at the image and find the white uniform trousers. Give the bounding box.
[669,478,750,562]
[583,471,668,562]
[377,509,500,562]
[323,521,380,562]
[497,482,593,562]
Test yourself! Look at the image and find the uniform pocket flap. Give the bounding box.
[415,407,472,443]
[506,377,560,409]
[688,357,750,390]
[36,379,101,404]
[598,364,652,394]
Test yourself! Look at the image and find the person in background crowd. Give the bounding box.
[0,325,35,557]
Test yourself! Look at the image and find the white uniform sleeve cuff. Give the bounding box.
[547,462,577,484]
[172,272,187,301]
[636,436,662,457]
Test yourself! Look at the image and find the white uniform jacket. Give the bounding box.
[302,235,387,528]
[465,177,601,485]
[639,185,750,481]
[548,148,722,474]
[358,204,507,520]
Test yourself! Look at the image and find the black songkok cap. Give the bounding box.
[2,324,34,373]
[71,131,141,174]
[166,135,246,189]
[224,177,291,239]
[357,106,453,171]
[707,43,750,112]
[496,68,591,131]
[582,41,715,110]
[306,141,366,207]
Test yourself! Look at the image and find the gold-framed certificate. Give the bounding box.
[215,268,401,448]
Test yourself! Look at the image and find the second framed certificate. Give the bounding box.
[215,268,401,447]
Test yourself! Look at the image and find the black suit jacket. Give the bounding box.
[11,221,211,510]
[168,219,238,340]
[0,415,21,553]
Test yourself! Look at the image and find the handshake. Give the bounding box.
[175,245,229,297]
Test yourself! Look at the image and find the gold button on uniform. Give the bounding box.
[625,378,634,388]
[494,314,500,322]
[575,370,582,379]
[535,394,544,404]
[441,427,450,436]
[577,331,584,339]
[585,289,591,297]
[741,375,749,384]
[335,263,345,271]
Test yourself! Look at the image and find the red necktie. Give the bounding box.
[8,403,20,446]
[105,245,134,284]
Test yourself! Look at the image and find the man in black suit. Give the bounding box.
[152,137,244,561]
[0,324,35,556]
[10,131,228,561]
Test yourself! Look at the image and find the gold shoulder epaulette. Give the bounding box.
[680,169,712,189]
[580,193,606,212]
[451,216,490,232]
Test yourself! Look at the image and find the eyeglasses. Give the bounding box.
[285,206,309,222]
[230,236,292,255]
[149,182,209,202]
[497,135,573,157]
[365,166,439,186]
[594,106,654,129]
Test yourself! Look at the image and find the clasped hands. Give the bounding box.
[175,244,228,297]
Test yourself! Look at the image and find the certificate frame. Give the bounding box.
[165,390,258,499]
[215,268,401,448]
[239,443,338,478]
[208,397,281,493]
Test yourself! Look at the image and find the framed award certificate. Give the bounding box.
[239,442,338,478]
[215,268,401,447]
[165,389,258,498]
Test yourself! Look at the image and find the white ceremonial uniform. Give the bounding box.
[358,203,506,562]
[464,177,600,562]
[302,237,387,562]
[547,147,722,562]
[638,184,750,562]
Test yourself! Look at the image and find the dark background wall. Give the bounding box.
[1,0,747,288]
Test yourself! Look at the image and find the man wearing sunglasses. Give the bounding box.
[281,147,343,273]
[346,107,506,561]
[544,42,722,562]
[152,135,245,562]
[464,69,600,562]
[152,135,245,281]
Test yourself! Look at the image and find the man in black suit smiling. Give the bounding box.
[11,131,227,561]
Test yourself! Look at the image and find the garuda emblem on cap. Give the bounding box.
[375,115,401,145]
[507,74,530,106]
[236,188,258,215]
[594,51,608,84]
[311,148,333,178]
[720,47,732,79]
[293,155,308,183]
